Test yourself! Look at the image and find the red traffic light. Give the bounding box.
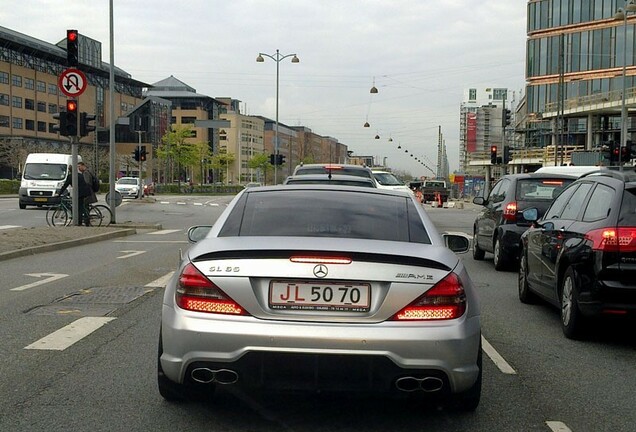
[491,146,497,153]
[67,29,78,42]
[66,100,78,112]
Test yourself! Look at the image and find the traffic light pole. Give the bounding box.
[71,135,80,225]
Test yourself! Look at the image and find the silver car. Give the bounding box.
[159,185,481,410]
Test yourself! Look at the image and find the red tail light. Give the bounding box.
[503,202,517,221]
[585,227,636,252]
[175,263,247,315]
[391,273,466,321]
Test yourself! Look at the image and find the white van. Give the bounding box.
[371,170,412,193]
[19,153,80,209]
[533,165,603,177]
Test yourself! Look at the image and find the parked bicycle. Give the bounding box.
[46,194,112,227]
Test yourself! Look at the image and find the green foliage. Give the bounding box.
[0,179,19,194]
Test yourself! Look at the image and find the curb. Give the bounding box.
[0,228,137,262]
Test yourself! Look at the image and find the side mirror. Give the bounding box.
[473,196,485,206]
[187,225,213,243]
[522,208,539,222]
[442,233,471,254]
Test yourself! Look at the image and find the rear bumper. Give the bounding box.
[578,280,636,316]
[160,305,481,394]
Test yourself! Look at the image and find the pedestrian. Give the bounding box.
[60,161,95,226]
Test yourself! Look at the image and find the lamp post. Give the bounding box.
[257,49,299,184]
[616,1,636,170]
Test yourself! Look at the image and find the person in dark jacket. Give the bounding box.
[60,161,95,226]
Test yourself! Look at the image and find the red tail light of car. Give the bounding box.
[503,202,518,221]
[176,263,247,315]
[391,272,466,321]
[585,227,636,252]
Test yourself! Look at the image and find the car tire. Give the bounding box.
[472,230,485,260]
[450,343,482,411]
[560,267,586,340]
[518,251,537,304]
[19,203,26,209]
[493,237,509,271]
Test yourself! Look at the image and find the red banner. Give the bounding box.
[467,113,476,153]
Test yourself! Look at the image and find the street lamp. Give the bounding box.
[615,1,636,170]
[256,49,299,184]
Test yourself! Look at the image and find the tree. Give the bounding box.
[248,153,273,185]
[156,125,201,187]
[209,149,236,185]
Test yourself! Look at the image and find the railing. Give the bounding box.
[469,145,585,167]
[544,86,636,113]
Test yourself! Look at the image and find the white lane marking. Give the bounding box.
[482,336,517,374]
[176,202,187,205]
[0,225,21,230]
[117,250,146,259]
[113,240,187,244]
[209,203,219,206]
[160,201,170,204]
[194,202,203,206]
[546,421,573,432]
[11,273,69,292]
[146,271,174,288]
[148,229,181,235]
[24,317,116,351]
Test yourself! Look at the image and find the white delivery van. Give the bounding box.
[19,153,80,209]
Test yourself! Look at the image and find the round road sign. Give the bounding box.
[58,68,87,97]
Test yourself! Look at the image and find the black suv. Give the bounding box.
[518,169,636,339]
[472,173,577,270]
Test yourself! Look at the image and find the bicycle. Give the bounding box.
[46,195,109,227]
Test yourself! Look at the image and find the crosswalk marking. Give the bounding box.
[24,317,116,351]
[148,229,181,235]
[0,225,21,230]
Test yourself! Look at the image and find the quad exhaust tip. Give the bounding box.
[395,376,444,392]
[191,368,239,385]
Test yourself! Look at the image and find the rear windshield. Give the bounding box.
[619,186,636,226]
[373,172,404,186]
[219,189,430,243]
[295,166,373,179]
[424,181,446,188]
[286,178,375,187]
[516,178,574,201]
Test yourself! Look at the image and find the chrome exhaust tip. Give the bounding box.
[395,376,444,392]
[190,367,239,385]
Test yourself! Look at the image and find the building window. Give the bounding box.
[25,119,35,130]
[120,102,128,112]
[25,99,35,110]
[37,121,47,132]
[48,123,57,133]
[0,94,8,106]
[469,89,477,101]
[493,88,508,100]
[13,118,23,129]
[49,103,58,114]
[37,81,46,92]
[190,130,197,138]
[37,101,46,112]
[0,72,8,85]
[48,83,57,95]
[0,115,9,127]
[12,75,22,87]
[12,96,22,108]
[181,116,196,124]
[25,78,35,90]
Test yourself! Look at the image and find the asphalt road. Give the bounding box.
[0,196,634,431]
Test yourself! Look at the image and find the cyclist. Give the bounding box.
[59,161,96,226]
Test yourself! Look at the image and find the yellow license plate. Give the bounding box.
[34,198,48,202]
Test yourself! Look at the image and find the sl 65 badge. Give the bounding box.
[209,266,240,273]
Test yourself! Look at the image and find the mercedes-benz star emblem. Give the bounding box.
[313,264,328,278]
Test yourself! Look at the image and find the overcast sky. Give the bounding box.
[3,0,527,176]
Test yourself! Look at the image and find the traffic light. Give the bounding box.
[269,154,276,165]
[79,112,96,137]
[490,145,498,164]
[52,111,67,135]
[609,141,619,164]
[139,146,147,162]
[67,29,79,67]
[133,148,140,162]
[276,154,286,165]
[503,146,512,164]
[502,109,512,127]
[65,99,78,136]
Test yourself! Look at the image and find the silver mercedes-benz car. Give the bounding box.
[159,185,481,410]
